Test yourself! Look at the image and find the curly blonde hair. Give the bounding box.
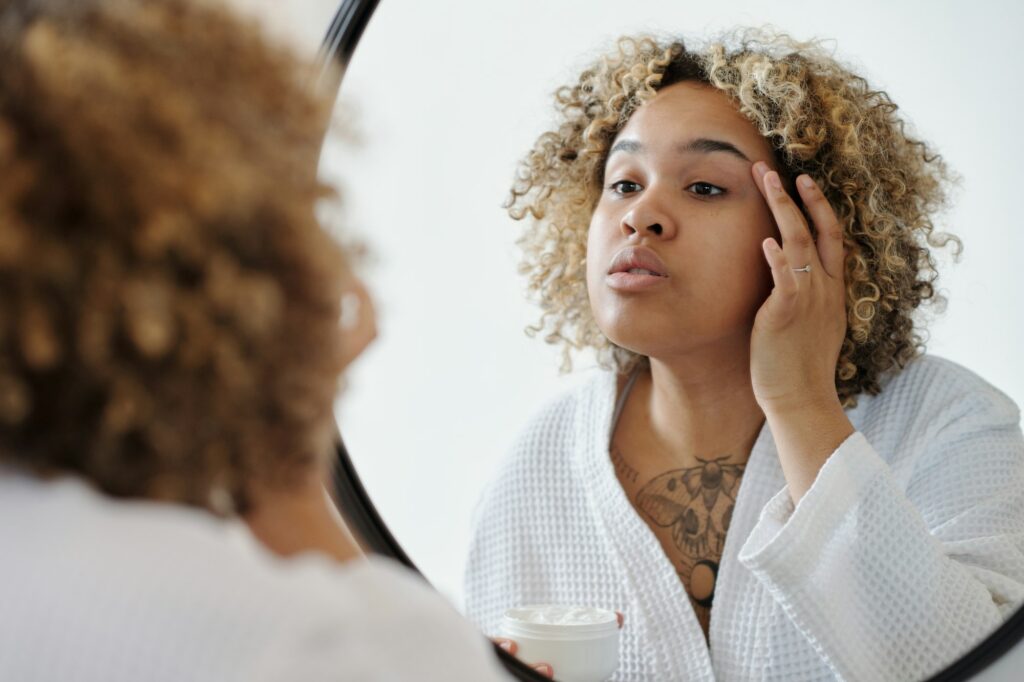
[508,32,960,407]
[0,0,347,512]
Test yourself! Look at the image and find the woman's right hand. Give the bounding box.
[492,638,553,678]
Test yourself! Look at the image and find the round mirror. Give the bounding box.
[315,0,1024,679]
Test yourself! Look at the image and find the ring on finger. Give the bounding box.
[791,264,812,273]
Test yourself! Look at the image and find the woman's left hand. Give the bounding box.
[748,162,847,415]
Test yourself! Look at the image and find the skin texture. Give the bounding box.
[596,82,854,640]
[587,82,782,369]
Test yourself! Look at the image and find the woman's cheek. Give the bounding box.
[584,223,605,292]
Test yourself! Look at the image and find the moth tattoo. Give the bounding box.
[636,455,745,607]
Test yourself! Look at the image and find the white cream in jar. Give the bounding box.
[500,605,620,682]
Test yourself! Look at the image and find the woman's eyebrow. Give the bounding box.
[609,139,644,155]
[608,137,750,162]
[679,137,750,161]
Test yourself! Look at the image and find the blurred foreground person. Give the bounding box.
[0,1,507,679]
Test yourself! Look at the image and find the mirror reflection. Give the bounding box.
[326,1,1024,680]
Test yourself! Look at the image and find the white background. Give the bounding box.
[234,0,1024,665]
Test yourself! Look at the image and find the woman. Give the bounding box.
[0,0,509,679]
[464,32,1024,681]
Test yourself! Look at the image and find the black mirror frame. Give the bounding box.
[318,2,1024,679]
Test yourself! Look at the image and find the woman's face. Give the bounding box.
[586,81,783,361]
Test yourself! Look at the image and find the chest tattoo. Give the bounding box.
[626,454,746,614]
[610,446,640,484]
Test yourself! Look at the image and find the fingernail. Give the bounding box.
[753,161,770,176]
[498,641,512,652]
[767,171,782,190]
[535,664,553,677]
[798,175,816,190]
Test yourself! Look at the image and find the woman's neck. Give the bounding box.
[638,341,765,468]
[245,470,365,564]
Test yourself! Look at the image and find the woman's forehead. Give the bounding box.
[614,81,772,162]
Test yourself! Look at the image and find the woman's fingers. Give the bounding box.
[751,162,846,284]
[489,634,548,671]
[795,174,845,281]
[492,637,553,677]
[761,238,799,322]
[751,163,819,272]
[492,637,517,655]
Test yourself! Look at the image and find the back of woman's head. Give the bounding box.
[0,0,348,512]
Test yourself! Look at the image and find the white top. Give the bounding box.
[0,469,509,682]
[463,355,1024,681]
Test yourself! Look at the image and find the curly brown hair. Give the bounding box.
[0,0,348,512]
[508,32,961,407]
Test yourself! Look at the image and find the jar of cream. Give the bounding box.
[500,605,620,682]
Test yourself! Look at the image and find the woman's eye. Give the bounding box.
[687,181,725,197]
[609,180,642,195]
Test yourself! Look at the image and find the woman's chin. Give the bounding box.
[600,329,674,360]
[599,321,738,362]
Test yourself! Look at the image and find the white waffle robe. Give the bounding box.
[464,355,1024,681]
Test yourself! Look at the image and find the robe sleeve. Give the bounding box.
[737,389,1024,682]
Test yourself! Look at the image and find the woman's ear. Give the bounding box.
[338,275,377,373]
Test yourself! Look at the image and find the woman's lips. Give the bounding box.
[606,246,669,291]
[606,270,669,291]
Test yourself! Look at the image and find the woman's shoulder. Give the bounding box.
[0,470,367,618]
[252,557,507,682]
[0,472,506,682]
[871,353,1020,426]
[853,354,1022,478]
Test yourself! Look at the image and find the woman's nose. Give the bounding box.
[620,192,677,239]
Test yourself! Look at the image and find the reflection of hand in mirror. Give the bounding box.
[464,31,1024,682]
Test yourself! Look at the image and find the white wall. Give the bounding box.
[232,2,1024,669]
